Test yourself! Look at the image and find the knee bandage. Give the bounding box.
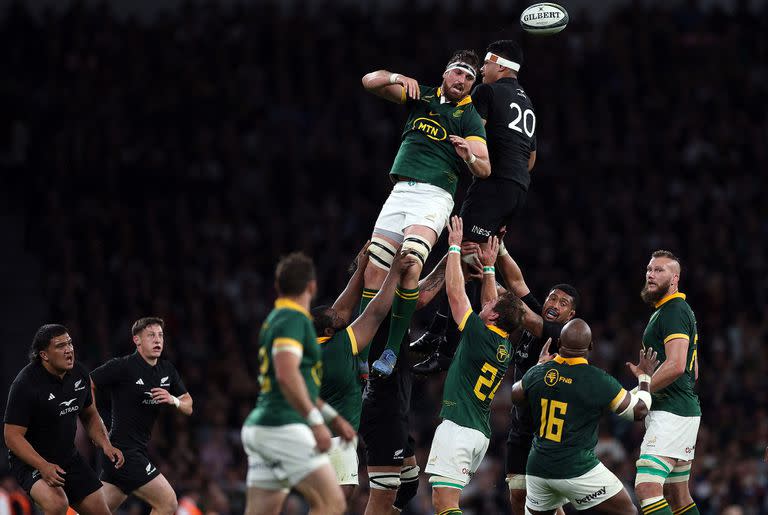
[401,235,432,266]
[635,455,673,486]
[369,237,397,271]
[665,462,691,484]
[393,465,420,510]
[369,471,401,490]
[505,474,526,491]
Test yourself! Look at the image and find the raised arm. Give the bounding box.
[416,254,447,309]
[496,246,531,298]
[362,70,420,103]
[349,250,416,352]
[330,242,370,325]
[477,236,500,306]
[495,248,547,336]
[614,348,660,420]
[445,216,472,324]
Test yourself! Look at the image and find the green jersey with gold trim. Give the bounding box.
[244,299,321,427]
[642,292,700,416]
[389,86,486,196]
[439,310,512,438]
[318,326,362,431]
[523,356,626,479]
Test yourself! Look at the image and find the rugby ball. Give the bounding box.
[520,3,569,35]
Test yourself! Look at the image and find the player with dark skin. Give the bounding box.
[511,320,659,515]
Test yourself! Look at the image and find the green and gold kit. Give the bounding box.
[318,327,361,431]
[642,292,700,416]
[244,299,321,427]
[389,86,486,196]
[440,310,512,438]
[523,356,626,479]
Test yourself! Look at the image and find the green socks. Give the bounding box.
[384,286,419,356]
[672,503,699,515]
[641,497,673,515]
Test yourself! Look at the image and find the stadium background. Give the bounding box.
[0,0,766,513]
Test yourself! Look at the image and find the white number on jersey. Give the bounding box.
[508,102,536,138]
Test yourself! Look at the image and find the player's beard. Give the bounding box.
[442,80,466,102]
[640,278,671,305]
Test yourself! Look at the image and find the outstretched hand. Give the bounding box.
[538,338,555,364]
[447,216,463,247]
[478,236,499,267]
[392,249,418,274]
[355,241,371,269]
[627,348,660,378]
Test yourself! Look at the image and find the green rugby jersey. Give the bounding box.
[523,356,626,479]
[244,299,322,427]
[439,309,512,438]
[642,292,700,416]
[389,86,486,196]
[318,326,361,431]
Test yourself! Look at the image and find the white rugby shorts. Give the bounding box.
[373,181,454,239]
[426,419,489,489]
[526,462,625,511]
[640,410,701,461]
[241,424,330,490]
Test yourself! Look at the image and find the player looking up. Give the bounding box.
[511,319,659,514]
[634,250,701,515]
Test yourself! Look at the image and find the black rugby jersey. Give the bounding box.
[509,294,563,435]
[471,78,537,190]
[4,361,93,463]
[90,352,186,450]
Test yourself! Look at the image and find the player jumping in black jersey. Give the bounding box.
[4,324,123,515]
[412,39,539,373]
[90,317,193,515]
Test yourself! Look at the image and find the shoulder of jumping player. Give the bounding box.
[470,83,493,118]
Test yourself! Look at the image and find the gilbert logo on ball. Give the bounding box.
[520,3,569,35]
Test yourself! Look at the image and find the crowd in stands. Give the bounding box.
[1,0,766,513]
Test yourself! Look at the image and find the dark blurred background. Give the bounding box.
[0,0,766,513]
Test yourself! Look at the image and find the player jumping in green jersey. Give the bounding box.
[511,318,659,514]
[312,243,447,505]
[242,253,355,515]
[424,216,525,515]
[359,50,491,378]
[634,250,701,515]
